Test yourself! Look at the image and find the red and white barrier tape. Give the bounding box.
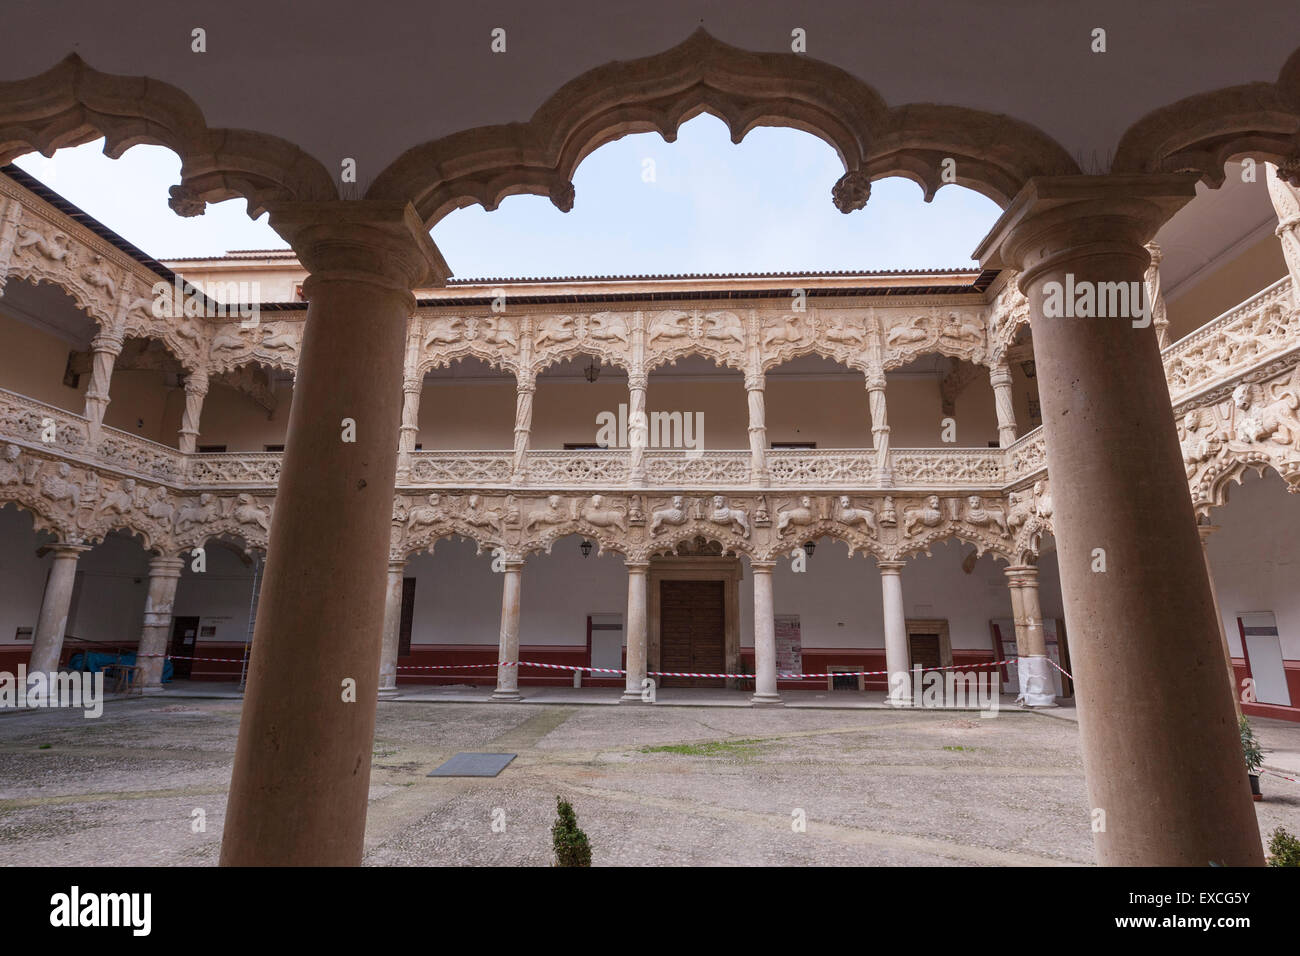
[1047,658,1074,681]
[392,658,1022,681]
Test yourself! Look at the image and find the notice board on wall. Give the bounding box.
[775,615,802,675]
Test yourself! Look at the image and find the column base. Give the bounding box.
[750,693,783,707]
[490,689,523,702]
[1017,656,1056,707]
[619,691,652,704]
[378,687,399,700]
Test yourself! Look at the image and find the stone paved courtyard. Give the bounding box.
[1,695,1297,866]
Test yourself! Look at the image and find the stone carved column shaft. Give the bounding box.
[750,561,781,705]
[1266,162,1300,291]
[1004,569,1029,700]
[1007,565,1053,706]
[989,362,1018,447]
[978,175,1263,865]
[221,200,445,868]
[511,374,535,485]
[627,370,648,484]
[137,555,185,688]
[397,379,422,479]
[378,560,406,699]
[621,562,649,701]
[867,375,892,486]
[84,332,123,440]
[879,561,909,705]
[492,561,525,701]
[178,370,208,456]
[745,371,768,485]
[1143,241,1170,349]
[28,544,89,673]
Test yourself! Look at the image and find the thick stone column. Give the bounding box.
[1266,162,1300,290]
[378,559,406,699]
[750,560,781,705]
[396,377,422,479]
[492,559,525,701]
[745,371,769,485]
[83,331,123,443]
[621,561,649,702]
[976,175,1262,866]
[627,370,648,484]
[27,544,88,673]
[1197,523,1243,720]
[1007,565,1054,706]
[220,201,446,867]
[511,372,535,485]
[866,372,892,486]
[989,362,1018,447]
[879,561,910,705]
[137,555,184,688]
[177,369,208,455]
[1004,567,1029,701]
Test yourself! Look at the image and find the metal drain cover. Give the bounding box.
[427,752,517,777]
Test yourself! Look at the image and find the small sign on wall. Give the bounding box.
[775,615,802,675]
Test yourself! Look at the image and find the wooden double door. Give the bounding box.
[659,580,726,687]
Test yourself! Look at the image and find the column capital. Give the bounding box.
[266,200,450,300]
[625,560,650,572]
[387,559,407,574]
[749,559,777,572]
[90,330,125,355]
[744,370,765,392]
[989,362,1013,388]
[147,555,186,577]
[49,542,91,558]
[974,174,1199,289]
[1196,523,1220,543]
[1004,563,1039,584]
[877,560,906,573]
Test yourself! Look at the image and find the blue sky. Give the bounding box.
[14,114,1002,276]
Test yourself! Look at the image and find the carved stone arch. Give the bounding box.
[0,494,69,542]
[0,54,339,217]
[648,523,752,560]
[208,357,292,418]
[112,332,191,383]
[759,337,873,377]
[644,336,747,375]
[1114,46,1300,187]
[172,493,272,554]
[894,522,1015,565]
[191,531,264,563]
[774,521,886,563]
[1198,455,1298,519]
[879,306,990,372]
[415,344,518,381]
[369,29,1078,224]
[1,268,118,332]
[532,342,633,378]
[524,526,628,561]
[1012,514,1054,566]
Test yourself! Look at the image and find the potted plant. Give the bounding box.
[552,796,592,867]
[1239,715,1264,801]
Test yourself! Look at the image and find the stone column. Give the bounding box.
[989,362,1018,447]
[627,369,648,484]
[1008,565,1054,706]
[1144,240,1171,349]
[378,559,406,699]
[491,559,525,701]
[220,201,446,868]
[745,370,769,485]
[750,560,781,705]
[621,561,649,702]
[396,377,422,479]
[177,369,208,455]
[511,372,535,485]
[1266,162,1300,291]
[879,561,910,705]
[866,372,892,486]
[1004,567,1029,701]
[975,175,1262,866]
[137,554,184,688]
[27,544,89,673]
[83,330,123,443]
[1197,524,1244,720]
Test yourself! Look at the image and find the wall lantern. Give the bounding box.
[580,539,593,558]
[1020,360,1037,379]
[584,356,601,383]
[803,540,815,557]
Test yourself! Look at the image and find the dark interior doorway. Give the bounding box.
[659,580,726,688]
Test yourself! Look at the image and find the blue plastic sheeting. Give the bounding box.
[67,652,173,683]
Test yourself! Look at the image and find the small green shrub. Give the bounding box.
[1239,715,1264,774]
[1267,826,1300,867]
[552,796,592,867]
